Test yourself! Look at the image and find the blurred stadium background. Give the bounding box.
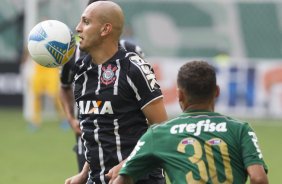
[0,0,281,183]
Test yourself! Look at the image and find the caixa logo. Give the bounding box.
[77,100,113,115]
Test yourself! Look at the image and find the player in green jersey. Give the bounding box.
[112,61,268,184]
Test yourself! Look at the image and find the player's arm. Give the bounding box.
[142,97,167,125]
[247,164,268,184]
[127,53,168,125]
[241,123,269,184]
[60,57,81,135]
[107,84,166,183]
[112,175,133,184]
[60,85,81,135]
[65,162,89,184]
[109,130,157,184]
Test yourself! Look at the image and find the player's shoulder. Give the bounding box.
[221,114,249,126]
[75,52,88,64]
[142,119,178,143]
[125,52,157,81]
[211,113,253,133]
[120,42,150,69]
[120,49,145,69]
[119,39,145,59]
[73,54,92,73]
[150,118,178,132]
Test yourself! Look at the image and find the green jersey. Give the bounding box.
[119,110,268,184]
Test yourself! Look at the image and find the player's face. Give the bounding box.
[76,7,102,52]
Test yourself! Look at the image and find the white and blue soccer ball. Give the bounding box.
[27,20,76,68]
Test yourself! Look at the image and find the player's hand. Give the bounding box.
[69,119,81,136]
[106,160,125,184]
[64,172,87,184]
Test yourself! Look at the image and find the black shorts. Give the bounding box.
[73,135,86,172]
[86,168,165,184]
[135,169,165,184]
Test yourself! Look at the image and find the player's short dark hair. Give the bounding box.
[87,0,107,5]
[177,61,217,103]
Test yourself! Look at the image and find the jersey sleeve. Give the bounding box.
[119,39,145,59]
[119,128,159,181]
[240,123,268,173]
[127,54,163,109]
[60,48,86,87]
[60,56,75,87]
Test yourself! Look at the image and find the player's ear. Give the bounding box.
[215,85,220,98]
[177,87,186,111]
[101,23,112,36]
[177,88,183,101]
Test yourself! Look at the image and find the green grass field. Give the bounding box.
[0,108,280,183]
[0,108,77,184]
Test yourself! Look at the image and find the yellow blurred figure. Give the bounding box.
[21,48,68,130]
[29,63,65,126]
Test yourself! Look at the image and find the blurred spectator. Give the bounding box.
[21,48,69,131]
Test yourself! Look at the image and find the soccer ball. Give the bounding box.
[27,20,76,68]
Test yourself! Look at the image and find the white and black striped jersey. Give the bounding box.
[61,43,163,183]
[60,40,144,87]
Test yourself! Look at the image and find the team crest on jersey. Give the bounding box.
[181,138,195,145]
[101,64,117,85]
[208,138,222,145]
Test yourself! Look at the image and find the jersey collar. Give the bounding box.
[184,109,212,113]
[182,109,221,117]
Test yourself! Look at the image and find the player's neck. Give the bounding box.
[184,103,214,112]
[90,43,118,65]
